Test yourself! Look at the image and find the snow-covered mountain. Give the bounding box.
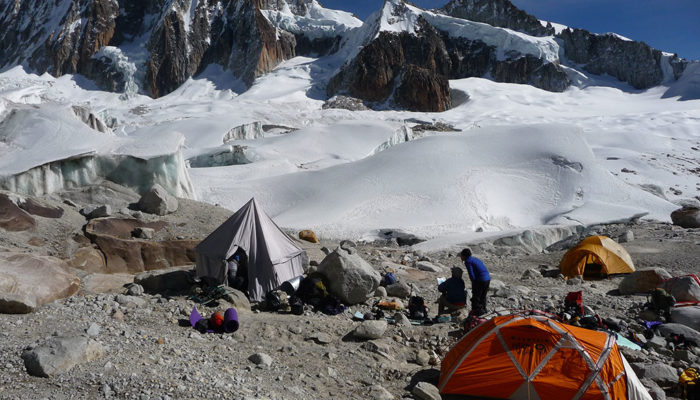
[0,0,698,246]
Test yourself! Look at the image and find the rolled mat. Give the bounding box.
[224,308,239,333]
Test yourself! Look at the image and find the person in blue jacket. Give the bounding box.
[460,248,491,316]
[437,267,467,315]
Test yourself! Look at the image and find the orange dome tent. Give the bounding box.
[439,314,651,400]
[559,235,635,279]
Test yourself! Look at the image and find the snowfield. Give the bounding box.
[0,51,699,246]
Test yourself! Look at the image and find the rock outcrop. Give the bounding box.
[558,28,672,89]
[0,252,80,314]
[441,0,554,37]
[0,0,296,98]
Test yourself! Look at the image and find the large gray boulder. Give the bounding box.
[317,247,380,305]
[671,206,700,228]
[0,252,80,314]
[671,306,700,331]
[662,275,700,302]
[618,268,672,295]
[657,323,700,345]
[386,281,411,298]
[630,363,679,386]
[137,184,178,216]
[22,335,106,377]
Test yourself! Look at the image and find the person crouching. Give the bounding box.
[438,267,467,315]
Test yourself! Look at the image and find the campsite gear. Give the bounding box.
[380,272,397,287]
[559,235,635,279]
[289,295,304,315]
[189,285,227,306]
[462,310,487,332]
[377,300,402,310]
[650,287,676,319]
[223,308,239,333]
[353,311,365,320]
[440,313,652,400]
[680,367,700,400]
[210,311,224,330]
[265,290,289,312]
[436,315,451,323]
[408,296,428,320]
[195,198,305,302]
[195,318,210,334]
[296,273,329,305]
[564,291,585,318]
[279,275,304,296]
[318,295,345,315]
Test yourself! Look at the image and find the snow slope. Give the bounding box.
[0,44,698,245]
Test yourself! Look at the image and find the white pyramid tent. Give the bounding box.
[195,198,305,302]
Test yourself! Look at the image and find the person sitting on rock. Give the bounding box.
[438,267,467,315]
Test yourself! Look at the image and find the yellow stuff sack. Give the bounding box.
[679,367,700,400]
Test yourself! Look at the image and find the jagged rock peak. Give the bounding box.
[259,0,314,15]
[441,0,554,37]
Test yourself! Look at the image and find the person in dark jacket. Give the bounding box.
[438,267,467,315]
[460,248,491,316]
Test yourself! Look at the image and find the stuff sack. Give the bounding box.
[408,296,428,320]
[296,273,329,305]
[679,367,700,400]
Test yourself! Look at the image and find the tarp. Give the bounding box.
[439,314,651,400]
[195,198,304,302]
[559,235,635,278]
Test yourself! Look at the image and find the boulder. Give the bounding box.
[640,378,666,400]
[415,261,442,273]
[412,381,441,400]
[248,353,273,367]
[134,266,194,295]
[521,268,542,280]
[0,193,36,231]
[0,252,80,314]
[353,320,388,340]
[137,184,178,215]
[662,275,700,302]
[619,268,672,295]
[298,230,319,244]
[18,198,64,218]
[22,335,106,377]
[317,247,380,305]
[386,282,411,298]
[222,287,251,311]
[368,385,394,400]
[80,273,133,294]
[657,323,700,345]
[671,306,700,331]
[671,206,700,228]
[631,363,679,386]
[68,247,107,274]
[81,205,112,219]
[618,230,634,243]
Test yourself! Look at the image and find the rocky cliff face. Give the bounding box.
[0,0,296,98]
[558,28,670,89]
[327,16,452,112]
[441,0,554,37]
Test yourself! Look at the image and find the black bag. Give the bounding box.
[289,295,304,315]
[408,296,428,320]
[266,290,282,311]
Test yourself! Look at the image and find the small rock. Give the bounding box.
[86,323,101,337]
[112,309,125,321]
[368,384,394,400]
[132,227,155,240]
[126,283,144,296]
[415,261,441,272]
[520,268,541,280]
[248,353,273,367]
[375,286,388,298]
[386,282,411,298]
[618,230,634,243]
[353,320,388,340]
[412,381,440,400]
[415,350,430,366]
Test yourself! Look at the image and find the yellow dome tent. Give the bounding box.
[559,235,635,279]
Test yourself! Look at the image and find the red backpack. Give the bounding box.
[564,291,585,317]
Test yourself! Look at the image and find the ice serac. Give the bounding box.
[558,28,685,89]
[441,0,554,37]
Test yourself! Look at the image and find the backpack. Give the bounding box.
[408,296,428,320]
[380,272,397,287]
[680,367,700,400]
[266,290,288,312]
[564,291,585,317]
[289,295,304,315]
[651,287,676,316]
[296,273,329,303]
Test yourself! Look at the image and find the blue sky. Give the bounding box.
[320,0,700,60]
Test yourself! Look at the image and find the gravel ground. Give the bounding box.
[1,186,699,400]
